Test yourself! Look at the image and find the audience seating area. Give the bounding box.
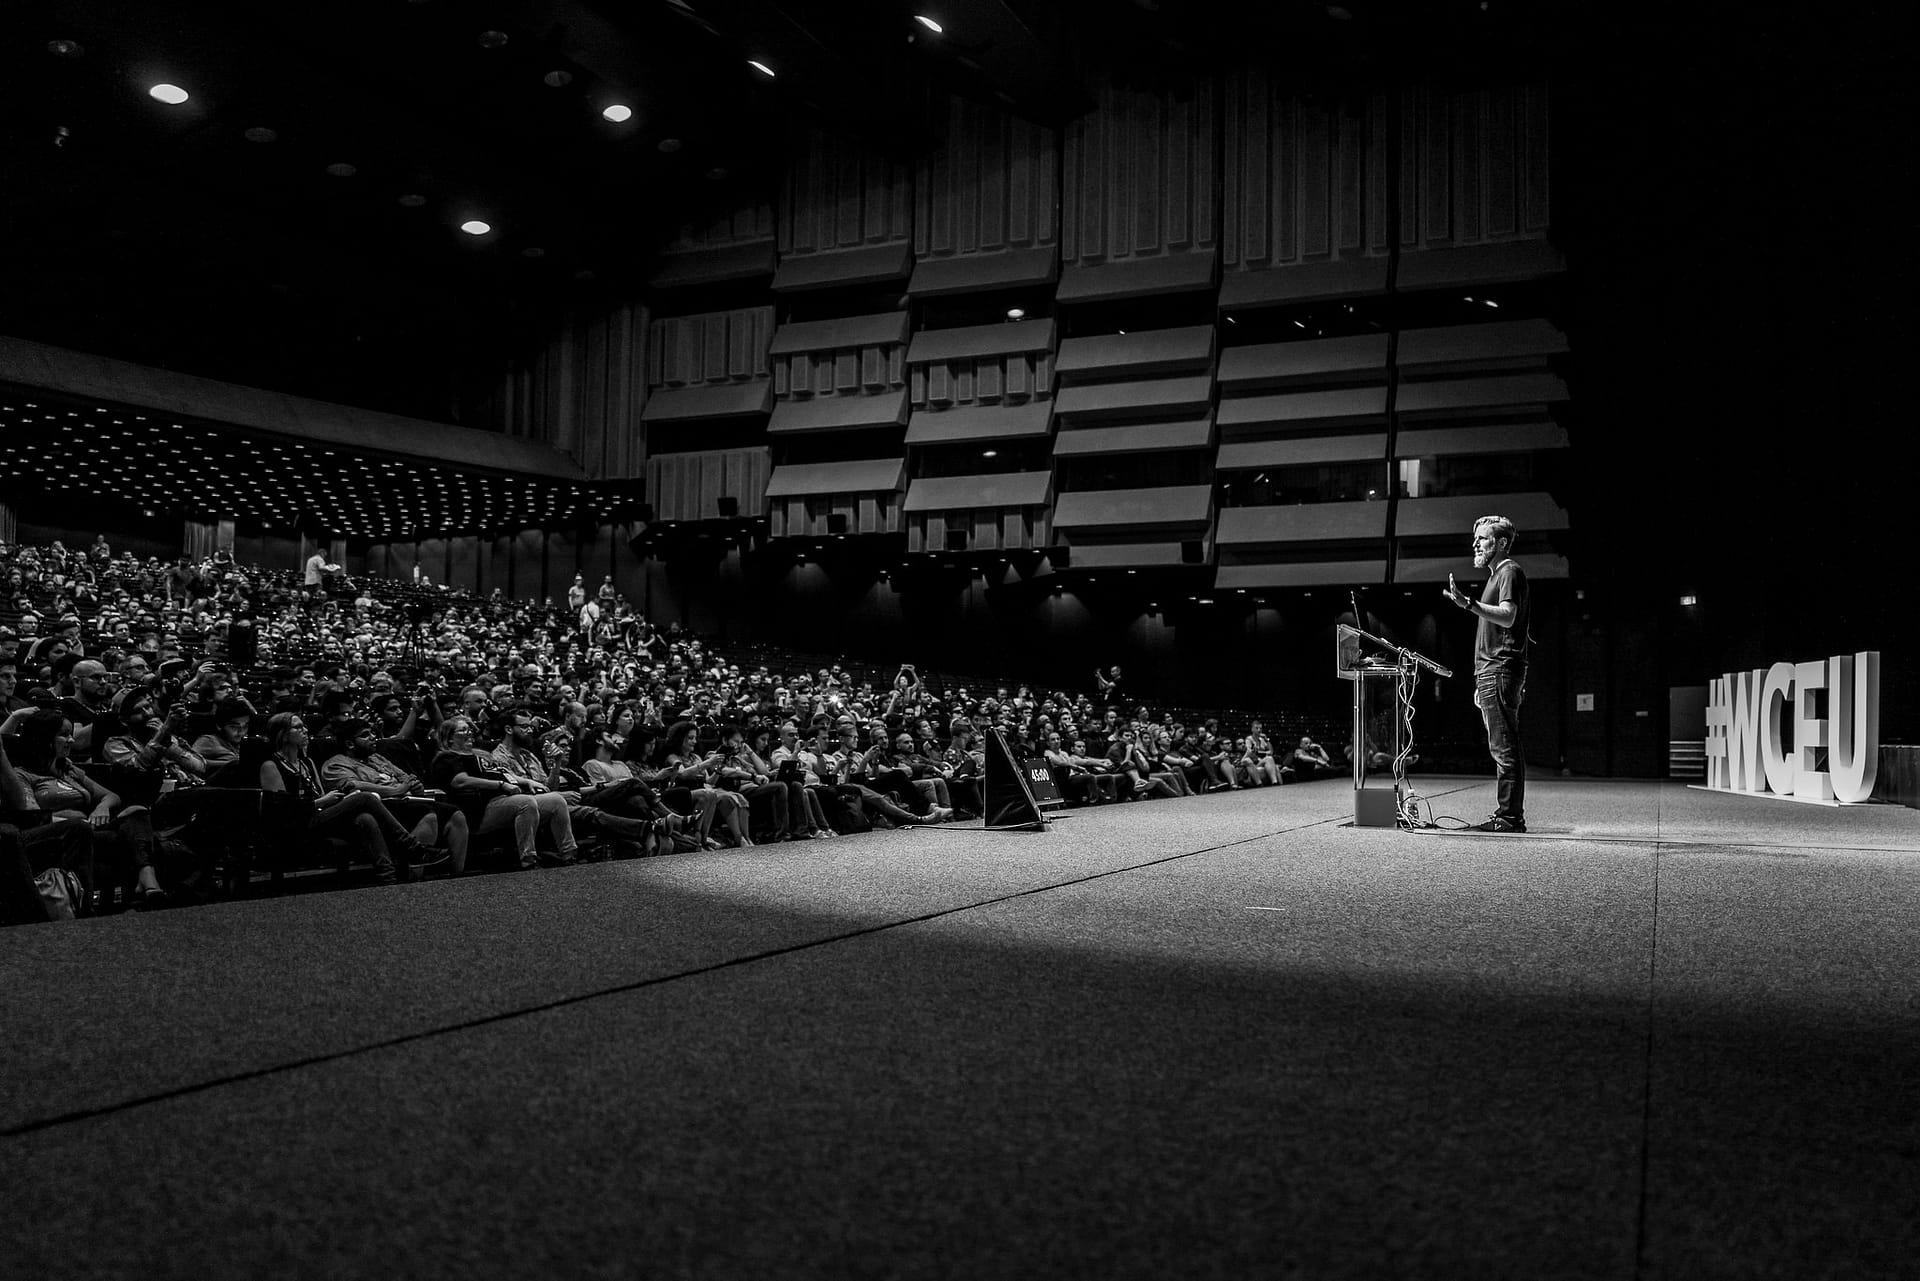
[2,533,1358,923]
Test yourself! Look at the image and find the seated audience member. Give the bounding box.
[371,690,439,774]
[5,706,174,908]
[322,719,463,876]
[99,688,207,783]
[768,721,836,838]
[542,701,590,771]
[571,726,685,856]
[259,712,431,886]
[1245,721,1284,785]
[1342,722,1395,773]
[845,725,937,821]
[939,718,985,817]
[0,657,30,715]
[815,725,922,830]
[193,700,255,781]
[1177,726,1228,791]
[1106,730,1178,799]
[1044,732,1121,805]
[484,710,654,860]
[657,720,749,848]
[1291,734,1335,781]
[1199,724,1240,790]
[1,729,95,925]
[429,716,577,871]
[622,723,716,850]
[1142,730,1194,796]
[1157,731,1211,795]
[61,659,118,759]
[885,731,956,821]
[1066,739,1122,793]
[710,723,792,841]
[744,723,817,839]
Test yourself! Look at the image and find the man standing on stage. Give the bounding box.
[1445,515,1530,832]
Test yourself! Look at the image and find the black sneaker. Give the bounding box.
[1471,816,1527,833]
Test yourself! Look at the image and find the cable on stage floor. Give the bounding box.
[1391,659,1477,831]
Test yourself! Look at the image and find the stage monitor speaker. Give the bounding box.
[717,496,739,518]
[945,528,969,551]
[983,728,1049,831]
[826,513,849,535]
[1354,786,1398,828]
[1180,539,1203,564]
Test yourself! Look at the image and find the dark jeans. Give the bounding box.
[1478,669,1526,822]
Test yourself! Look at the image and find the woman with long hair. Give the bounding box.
[258,711,429,886]
[657,720,748,848]
[8,706,172,907]
[577,725,687,856]
[428,716,577,871]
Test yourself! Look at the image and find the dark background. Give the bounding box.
[2,1,1912,755]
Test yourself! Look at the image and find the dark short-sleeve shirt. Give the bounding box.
[1474,560,1531,676]
[430,750,508,823]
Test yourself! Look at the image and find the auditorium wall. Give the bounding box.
[457,60,1588,754]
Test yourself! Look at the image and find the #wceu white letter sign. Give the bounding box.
[1702,651,1879,804]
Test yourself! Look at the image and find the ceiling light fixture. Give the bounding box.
[324,162,357,177]
[459,219,492,235]
[1006,307,1025,320]
[602,104,632,123]
[148,84,190,105]
[657,138,682,153]
[47,39,84,58]
[748,60,775,77]
[914,15,944,33]
[542,70,573,88]
[477,30,509,48]
[243,126,277,143]
[397,193,427,207]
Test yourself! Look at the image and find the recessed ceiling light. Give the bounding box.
[521,246,545,258]
[477,30,509,48]
[243,126,277,143]
[657,138,682,153]
[705,166,729,180]
[460,219,491,235]
[324,162,357,177]
[748,60,775,77]
[542,70,573,88]
[148,84,190,105]
[1006,307,1025,320]
[47,39,84,58]
[914,15,944,33]
[602,104,632,123]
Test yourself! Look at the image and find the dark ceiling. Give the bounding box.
[3,1,1908,569]
[0,0,1599,420]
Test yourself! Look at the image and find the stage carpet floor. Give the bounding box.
[3,777,1916,1279]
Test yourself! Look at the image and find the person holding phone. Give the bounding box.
[1444,514,1531,833]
